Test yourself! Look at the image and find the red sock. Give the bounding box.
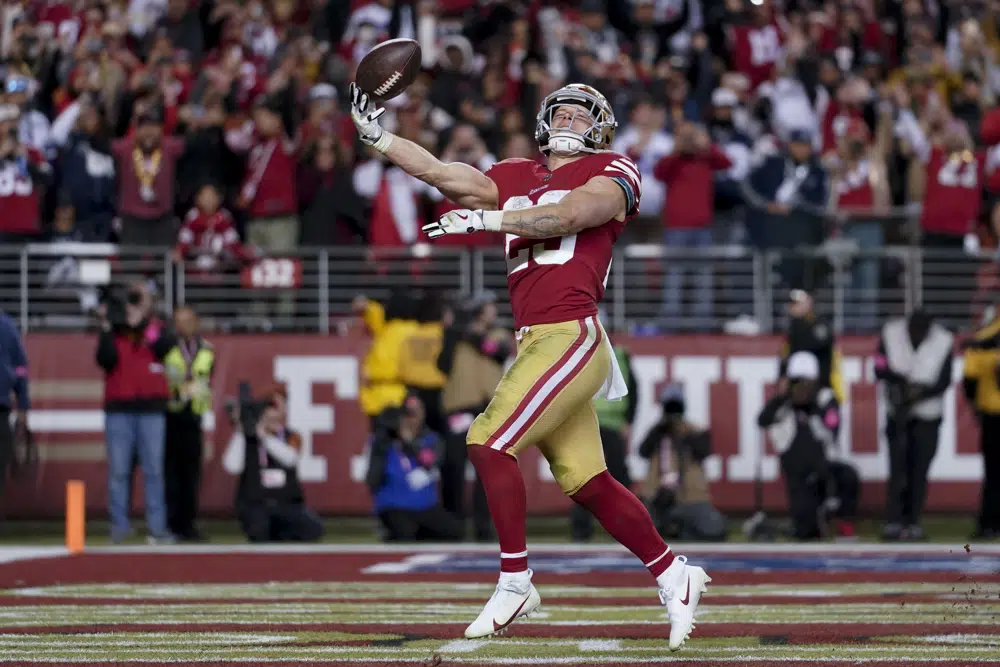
[571,470,674,578]
[467,445,528,573]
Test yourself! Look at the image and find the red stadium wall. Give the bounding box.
[6,334,984,519]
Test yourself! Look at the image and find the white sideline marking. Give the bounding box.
[437,639,487,653]
[361,553,448,574]
[81,542,1000,556]
[578,639,622,651]
[0,547,67,564]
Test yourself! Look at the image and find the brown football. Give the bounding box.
[355,38,422,103]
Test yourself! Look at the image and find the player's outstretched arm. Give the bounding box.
[349,84,498,210]
[495,176,627,238]
[423,176,628,240]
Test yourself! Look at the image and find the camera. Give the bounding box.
[224,381,273,436]
[102,286,144,330]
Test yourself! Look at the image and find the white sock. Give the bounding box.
[499,568,532,593]
[656,556,686,591]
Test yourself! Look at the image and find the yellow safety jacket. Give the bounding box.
[164,340,215,415]
[964,319,1000,415]
[398,322,447,390]
[359,301,418,416]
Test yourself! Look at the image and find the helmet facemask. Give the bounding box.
[535,85,616,156]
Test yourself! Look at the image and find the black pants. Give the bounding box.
[379,504,464,542]
[781,450,828,540]
[978,413,1000,533]
[239,501,324,543]
[571,426,632,541]
[0,408,11,499]
[885,416,940,526]
[828,461,860,519]
[164,412,204,539]
[440,418,492,541]
[411,387,445,436]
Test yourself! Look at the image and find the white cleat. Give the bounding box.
[464,570,541,639]
[657,555,711,651]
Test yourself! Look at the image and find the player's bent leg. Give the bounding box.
[556,408,711,651]
[463,317,608,638]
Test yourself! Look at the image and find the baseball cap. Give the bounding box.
[786,351,820,381]
[788,128,813,144]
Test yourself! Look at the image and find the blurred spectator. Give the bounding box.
[176,182,248,273]
[222,386,324,543]
[297,134,367,246]
[163,305,214,542]
[0,309,30,501]
[94,281,175,544]
[757,352,849,541]
[438,293,509,542]
[52,96,116,241]
[365,393,463,543]
[654,121,732,330]
[744,129,830,292]
[230,95,299,252]
[356,291,419,429]
[111,105,183,246]
[639,384,725,542]
[778,289,844,405]
[398,293,449,435]
[876,309,954,542]
[830,112,893,332]
[962,304,1000,540]
[0,103,52,242]
[612,96,671,224]
[7,74,50,156]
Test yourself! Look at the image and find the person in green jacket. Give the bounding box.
[570,342,638,542]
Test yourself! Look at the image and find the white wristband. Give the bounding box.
[482,210,504,232]
[373,131,394,154]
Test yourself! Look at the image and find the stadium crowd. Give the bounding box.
[1,0,1000,333]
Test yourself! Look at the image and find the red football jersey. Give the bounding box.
[728,23,783,90]
[486,153,642,328]
[0,148,48,235]
[920,148,985,236]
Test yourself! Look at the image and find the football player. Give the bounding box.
[350,82,710,650]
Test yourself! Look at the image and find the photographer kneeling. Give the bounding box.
[366,393,463,542]
[757,352,860,540]
[638,384,726,541]
[222,385,324,543]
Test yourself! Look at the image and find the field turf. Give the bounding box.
[0,542,998,666]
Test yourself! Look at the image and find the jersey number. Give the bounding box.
[748,27,780,67]
[937,159,978,189]
[503,190,575,276]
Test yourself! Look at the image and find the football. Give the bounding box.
[355,38,423,103]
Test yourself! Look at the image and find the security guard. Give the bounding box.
[398,294,450,435]
[875,308,954,541]
[778,290,844,404]
[962,303,1000,539]
[571,339,637,542]
[356,290,419,429]
[163,306,215,542]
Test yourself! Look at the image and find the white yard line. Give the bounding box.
[80,542,1000,556]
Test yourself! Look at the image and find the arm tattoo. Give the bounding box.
[499,206,575,238]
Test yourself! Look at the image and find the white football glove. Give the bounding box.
[349,82,392,152]
[422,209,503,239]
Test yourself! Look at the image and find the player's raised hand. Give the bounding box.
[422,209,503,239]
[349,82,386,147]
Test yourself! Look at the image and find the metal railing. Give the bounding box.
[2,242,995,335]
